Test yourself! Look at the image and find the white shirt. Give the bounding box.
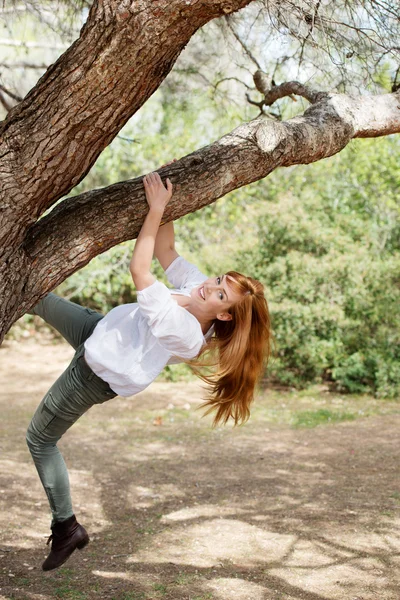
[84,256,209,397]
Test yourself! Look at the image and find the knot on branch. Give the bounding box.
[248,70,328,112]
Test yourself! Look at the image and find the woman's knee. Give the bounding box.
[26,429,57,466]
[26,424,39,452]
[26,422,48,453]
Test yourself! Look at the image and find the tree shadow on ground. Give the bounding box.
[1,347,400,600]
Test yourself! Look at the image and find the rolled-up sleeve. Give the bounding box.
[137,280,204,359]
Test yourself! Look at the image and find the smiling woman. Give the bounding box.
[189,274,244,326]
[25,171,273,573]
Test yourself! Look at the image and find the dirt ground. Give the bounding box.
[0,338,399,600]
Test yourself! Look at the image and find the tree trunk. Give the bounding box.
[0,0,254,343]
[0,0,399,343]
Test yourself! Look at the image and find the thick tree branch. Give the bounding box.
[21,89,400,314]
[0,0,255,246]
[1,0,399,343]
[0,0,258,342]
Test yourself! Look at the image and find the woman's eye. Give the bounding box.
[216,277,221,284]
[219,292,223,300]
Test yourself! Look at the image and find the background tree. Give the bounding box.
[0,0,399,345]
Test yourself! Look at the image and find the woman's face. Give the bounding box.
[191,275,243,321]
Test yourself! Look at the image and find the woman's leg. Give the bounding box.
[26,346,116,569]
[29,293,103,349]
[26,357,90,523]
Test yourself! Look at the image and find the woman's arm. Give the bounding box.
[130,172,173,291]
[154,222,179,271]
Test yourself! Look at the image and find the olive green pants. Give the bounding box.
[26,294,117,524]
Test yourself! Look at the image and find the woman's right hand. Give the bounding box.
[143,172,173,214]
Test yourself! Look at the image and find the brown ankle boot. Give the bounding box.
[42,515,89,571]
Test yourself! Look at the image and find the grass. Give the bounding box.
[153,582,168,593]
[292,408,357,428]
[55,589,87,600]
[72,382,400,448]
[249,384,400,429]
[174,572,197,585]
[112,593,146,600]
[51,567,88,600]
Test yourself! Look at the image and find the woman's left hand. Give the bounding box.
[143,172,173,214]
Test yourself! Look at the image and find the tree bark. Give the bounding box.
[0,0,254,343]
[0,0,399,343]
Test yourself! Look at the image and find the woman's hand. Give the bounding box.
[131,173,172,290]
[143,172,173,215]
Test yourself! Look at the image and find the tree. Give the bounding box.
[1,0,399,344]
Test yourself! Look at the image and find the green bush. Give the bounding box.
[236,138,400,398]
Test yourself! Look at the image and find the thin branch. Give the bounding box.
[393,65,400,93]
[0,5,27,13]
[224,16,262,70]
[299,0,321,66]
[0,38,68,50]
[180,70,245,109]
[245,92,264,109]
[0,90,13,112]
[0,83,22,102]
[370,0,399,20]
[214,76,253,91]
[252,74,328,107]
[0,62,48,70]
[116,135,140,144]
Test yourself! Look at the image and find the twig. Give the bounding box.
[0,84,22,102]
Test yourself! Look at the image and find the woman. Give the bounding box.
[26,172,272,571]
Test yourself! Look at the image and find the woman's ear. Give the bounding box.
[216,312,233,322]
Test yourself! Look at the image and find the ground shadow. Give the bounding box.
[1,341,400,600]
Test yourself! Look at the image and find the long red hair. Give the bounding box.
[191,271,273,427]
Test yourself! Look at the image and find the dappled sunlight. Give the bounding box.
[0,457,110,549]
[324,523,400,554]
[68,469,112,532]
[284,539,354,567]
[128,518,296,568]
[125,519,400,597]
[1,340,400,599]
[126,483,186,509]
[0,458,49,548]
[206,577,267,599]
[0,340,73,399]
[162,503,248,522]
[124,441,192,462]
[269,559,390,599]
[92,570,133,580]
[139,380,206,407]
